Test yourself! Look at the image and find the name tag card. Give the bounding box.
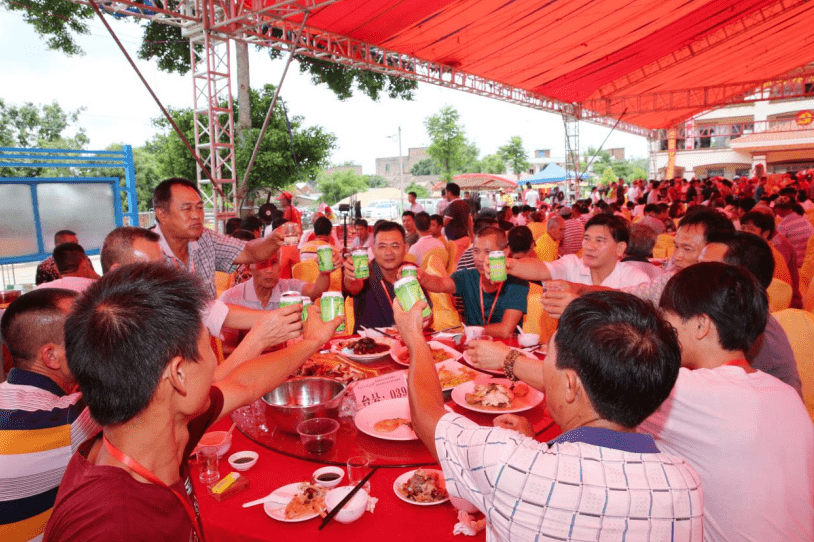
[353,371,408,408]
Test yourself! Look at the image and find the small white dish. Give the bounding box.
[324,486,370,524]
[228,451,259,471]
[313,466,345,488]
[518,333,540,348]
[196,431,232,458]
[393,469,449,505]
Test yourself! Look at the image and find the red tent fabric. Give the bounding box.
[268,0,814,131]
[434,174,518,191]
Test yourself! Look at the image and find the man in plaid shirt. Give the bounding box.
[396,291,704,542]
[152,178,285,299]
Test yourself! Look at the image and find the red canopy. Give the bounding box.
[435,174,518,191]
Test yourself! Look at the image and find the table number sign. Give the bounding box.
[353,371,408,407]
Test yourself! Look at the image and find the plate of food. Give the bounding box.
[462,348,542,376]
[330,337,398,362]
[393,469,449,505]
[262,482,327,522]
[435,359,484,391]
[291,353,377,384]
[354,397,417,441]
[391,340,462,367]
[451,377,544,414]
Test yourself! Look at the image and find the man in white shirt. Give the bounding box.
[524,186,539,208]
[397,289,703,542]
[350,218,371,250]
[508,214,650,288]
[640,262,814,542]
[407,191,424,214]
[35,243,98,293]
[407,212,446,268]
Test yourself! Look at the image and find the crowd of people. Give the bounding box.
[1,172,813,542]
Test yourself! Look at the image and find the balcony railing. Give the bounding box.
[655,118,814,151]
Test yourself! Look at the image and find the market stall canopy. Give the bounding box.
[520,164,590,185]
[334,187,405,208]
[435,174,518,191]
[266,0,814,132]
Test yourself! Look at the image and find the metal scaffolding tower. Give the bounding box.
[563,111,580,199]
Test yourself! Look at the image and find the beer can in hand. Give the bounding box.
[301,297,312,322]
[279,291,302,309]
[488,251,507,282]
[394,276,432,318]
[320,292,345,333]
[352,250,370,279]
[317,245,334,272]
[401,264,418,278]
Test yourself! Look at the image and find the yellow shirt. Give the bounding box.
[535,233,559,262]
[527,222,546,241]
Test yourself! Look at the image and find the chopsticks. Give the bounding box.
[373,327,399,340]
[317,466,379,530]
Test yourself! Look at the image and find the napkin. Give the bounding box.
[452,511,485,536]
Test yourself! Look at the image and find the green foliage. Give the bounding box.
[410,158,440,176]
[404,182,429,198]
[365,174,388,188]
[480,153,506,174]
[583,146,648,183]
[317,169,369,205]
[0,99,89,177]
[292,56,417,101]
[599,167,617,187]
[0,0,94,56]
[460,141,482,173]
[138,22,193,75]
[498,136,530,175]
[424,106,468,182]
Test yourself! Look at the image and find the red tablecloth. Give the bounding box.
[194,412,562,542]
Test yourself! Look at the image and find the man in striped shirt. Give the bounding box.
[0,289,100,542]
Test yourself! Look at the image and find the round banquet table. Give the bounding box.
[192,337,562,542]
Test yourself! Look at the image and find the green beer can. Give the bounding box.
[279,291,302,309]
[301,297,312,322]
[320,291,345,333]
[352,249,370,279]
[401,264,418,278]
[394,276,432,318]
[488,251,507,282]
[316,245,334,272]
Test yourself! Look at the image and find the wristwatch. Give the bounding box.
[503,349,521,382]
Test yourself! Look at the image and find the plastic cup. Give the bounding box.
[464,326,484,343]
[346,456,372,493]
[297,418,340,454]
[198,446,220,485]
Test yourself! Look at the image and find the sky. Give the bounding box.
[1,8,649,176]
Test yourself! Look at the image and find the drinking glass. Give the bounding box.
[251,399,268,433]
[346,456,372,493]
[198,446,220,485]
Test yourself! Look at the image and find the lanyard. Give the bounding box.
[479,279,503,325]
[380,279,394,306]
[103,437,203,542]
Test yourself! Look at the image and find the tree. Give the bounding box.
[317,169,369,205]
[410,158,440,176]
[0,99,89,177]
[498,136,531,175]
[480,153,506,174]
[424,106,468,182]
[404,182,429,198]
[365,174,388,188]
[460,141,483,173]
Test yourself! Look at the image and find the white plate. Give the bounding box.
[393,469,449,506]
[451,377,544,414]
[330,337,398,362]
[354,397,417,441]
[390,340,462,366]
[435,359,485,391]
[262,482,323,522]
[462,348,542,376]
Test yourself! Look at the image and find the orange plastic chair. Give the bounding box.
[653,234,675,259]
[799,236,814,294]
[424,254,462,331]
[344,295,355,334]
[329,267,343,291]
[209,336,225,365]
[772,309,814,422]
[215,271,231,298]
[403,253,417,264]
[767,278,793,313]
[446,241,459,275]
[421,247,449,271]
[769,245,792,286]
[292,260,319,283]
[523,283,557,343]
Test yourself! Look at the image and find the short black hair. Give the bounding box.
[402,211,415,219]
[54,230,76,245]
[659,262,768,353]
[101,227,160,274]
[313,216,333,237]
[625,223,658,259]
[152,178,201,212]
[739,210,776,238]
[475,226,507,249]
[706,231,775,289]
[414,212,431,232]
[446,182,461,197]
[225,217,243,236]
[473,216,499,234]
[241,215,264,234]
[584,214,630,244]
[354,218,368,229]
[737,197,756,212]
[555,291,681,428]
[373,220,406,242]
[677,206,735,242]
[1,288,78,369]
[429,214,444,227]
[271,218,288,230]
[508,226,533,254]
[65,263,208,425]
[408,191,417,198]
[53,243,87,275]
[644,203,658,214]
[231,230,256,242]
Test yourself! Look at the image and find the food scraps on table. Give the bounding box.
[464,382,528,409]
[397,469,449,503]
[397,347,454,364]
[437,365,479,388]
[373,418,412,433]
[292,353,368,383]
[339,338,390,356]
[284,483,327,520]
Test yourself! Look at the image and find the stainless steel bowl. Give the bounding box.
[262,377,346,434]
